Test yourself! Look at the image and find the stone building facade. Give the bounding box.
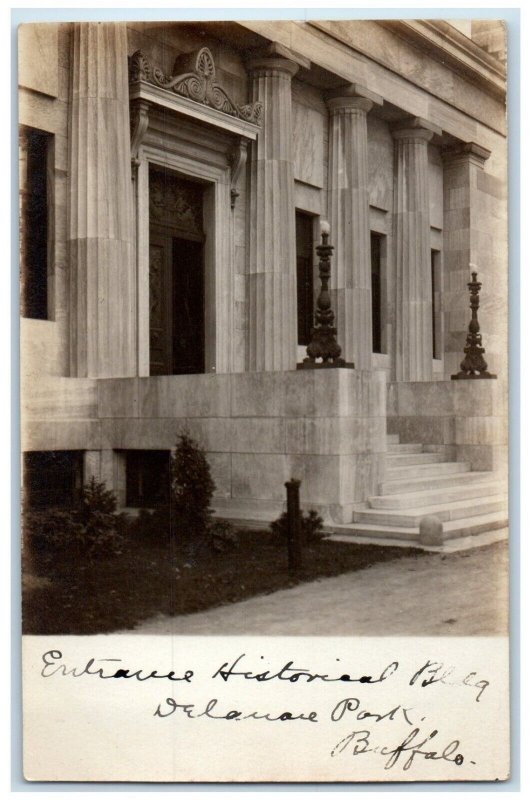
[19,20,508,544]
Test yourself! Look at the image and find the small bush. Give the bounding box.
[207,520,238,553]
[270,508,327,544]
[24,478,124,566]
[170,431,215,545]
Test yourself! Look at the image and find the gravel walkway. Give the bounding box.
[132,539,508,637]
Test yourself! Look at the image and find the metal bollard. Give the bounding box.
[285,479,303,575]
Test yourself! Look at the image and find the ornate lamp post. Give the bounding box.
[297,221,354,369]
[451,269,497,380]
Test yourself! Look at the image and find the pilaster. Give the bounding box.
[68,23,136,377]
[327,86,381,368]
[441,142,496,379]
[392,117,441,381]
[247,53,299,371]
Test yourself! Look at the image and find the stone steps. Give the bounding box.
[386,452,444,467]
[378,470,492,497]
[370,479,499,509]
[330,512,508,543]
[353,494,507,527]
[385,461,471,480]
[214,434,507,550]
[328,433,508,549]
[386,443,423,454]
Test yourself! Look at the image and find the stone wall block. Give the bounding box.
[139,375,231,419]
[451,380,496,416]
[454,444,506,472]
[455,416,506,445]
[181,418,234,453]
[22,420,101,451]
[396,381,454,416]
[228,418,285,453]
[230,372,286,417]
[209,454,232,498]
[97,378,139,419]
[232,453,290,500]
[287,455,341,505]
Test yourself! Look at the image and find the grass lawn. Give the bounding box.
[22,529,423,635]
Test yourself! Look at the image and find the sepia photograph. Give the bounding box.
[17,12,512,783]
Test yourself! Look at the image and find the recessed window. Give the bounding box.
[125,450,171,508]
[371,232,385,354]
[24,451,83,509]
[296,211,315,346]
[19,127,53,320]
[431,249,442,360]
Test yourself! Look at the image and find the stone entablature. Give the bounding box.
[129,47,263,125]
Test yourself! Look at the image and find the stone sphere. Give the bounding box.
[419,515,444,546]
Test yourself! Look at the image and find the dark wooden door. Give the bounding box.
[149,233,204,375]
[149,167,205,376]
[172,237,204,375]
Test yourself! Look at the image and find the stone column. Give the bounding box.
[327,87,382,369]
[247,52,299,371]
[441,142,501,379]
[392,117,441,381]
[69,23,136,377]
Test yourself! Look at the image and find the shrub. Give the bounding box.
[23,478,124,566]
[170,430,215,545]
[207,520,238,553]
[270,508,327,544]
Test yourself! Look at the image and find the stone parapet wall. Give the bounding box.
[22,369,387,524]
[387,379,508,473]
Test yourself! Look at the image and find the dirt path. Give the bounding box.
[132,540,509,637]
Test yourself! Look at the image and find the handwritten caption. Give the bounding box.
[40,649,490,773]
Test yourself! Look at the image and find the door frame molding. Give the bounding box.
[134,115,233,376]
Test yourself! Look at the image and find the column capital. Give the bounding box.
[247,43,305,79]
[326,83,383,115]
[441,141,491,168]
[391,116,442,142]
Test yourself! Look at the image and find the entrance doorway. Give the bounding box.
[149,166,205,375]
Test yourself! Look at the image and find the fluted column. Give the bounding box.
[327,89,379,369]
[392,117,441,381]
[68,23,136,377]
[247,54,299,371]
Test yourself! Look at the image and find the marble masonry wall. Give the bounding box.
[22,370,387,524]
[387,379,508,473]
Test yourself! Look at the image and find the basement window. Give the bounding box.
[125,450,171,508]
[24,451,83,509]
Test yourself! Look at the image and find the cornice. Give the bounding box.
[379,20,506,102]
